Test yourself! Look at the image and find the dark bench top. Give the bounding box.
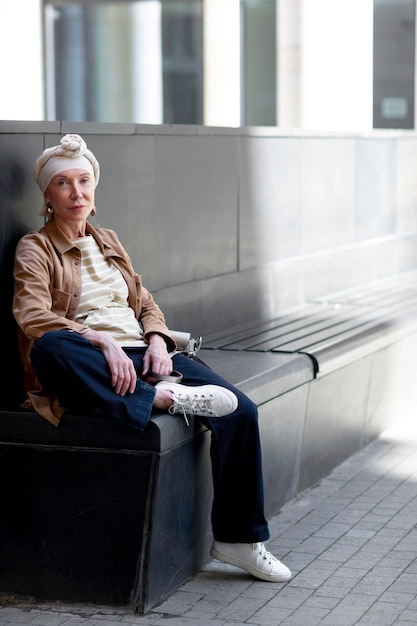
[0,407,207,452]
[0,350,314,450]
[201,271,417,376]
[200,350,313,403]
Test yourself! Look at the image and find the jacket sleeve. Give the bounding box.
[13,233,87,339]
[139,283,176,351]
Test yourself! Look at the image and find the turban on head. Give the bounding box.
[34,134,100,215]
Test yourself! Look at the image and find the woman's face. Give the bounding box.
[44,168,95,224]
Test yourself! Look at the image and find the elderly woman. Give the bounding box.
[13,134,291,584]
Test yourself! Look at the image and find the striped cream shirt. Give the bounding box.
[73,235,147,347]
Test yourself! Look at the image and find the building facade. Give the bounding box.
[0,0,415,131]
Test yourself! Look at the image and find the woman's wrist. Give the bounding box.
[147,332,168,348]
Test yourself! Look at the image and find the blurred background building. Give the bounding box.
[0,0,415,131]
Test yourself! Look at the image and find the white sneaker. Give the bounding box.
[156,382,238,424]
[210,540,292,583]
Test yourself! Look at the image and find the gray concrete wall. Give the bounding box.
[2,120,417,338]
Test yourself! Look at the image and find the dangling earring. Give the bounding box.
[90,206,96,217]
[47,202,53,215]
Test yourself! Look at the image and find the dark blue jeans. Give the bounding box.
[32,330,270,543]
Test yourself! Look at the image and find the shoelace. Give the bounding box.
[253,542,278,566]
[168,392,215,426]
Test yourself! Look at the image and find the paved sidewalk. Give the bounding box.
[1,410,417,626]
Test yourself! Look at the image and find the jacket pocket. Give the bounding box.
[51,288,72,317]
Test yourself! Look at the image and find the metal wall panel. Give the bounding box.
[2,122,417,338]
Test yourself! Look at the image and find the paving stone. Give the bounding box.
[0,609,36,623]
[303,595,340,610]
[398,610,417,623]
[27,614,79,626]
[87,621,131,626]
[280,606,330,625]
[246,604,295,624]
[355,602,402,624]
[215,595,267,621]
[378,590,416,605]
[320,602,369,625]
[334,560,368,573]
[63,617,109,626]
[152,591,204,615]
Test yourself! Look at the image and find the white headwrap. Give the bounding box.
[34,134,100,215]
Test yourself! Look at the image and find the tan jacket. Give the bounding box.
[13,219,175,426]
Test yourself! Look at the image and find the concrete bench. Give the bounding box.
[202,270,417,497]
[0,347,312,613]
[0,406,213,613]
[2,270,417,613]
[202,270,417,376]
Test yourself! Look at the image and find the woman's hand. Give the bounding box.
[81,328,137,396]
[142,333,172,378]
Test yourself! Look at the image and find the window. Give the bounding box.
[45,0,203,124]
[373,0,415,129]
